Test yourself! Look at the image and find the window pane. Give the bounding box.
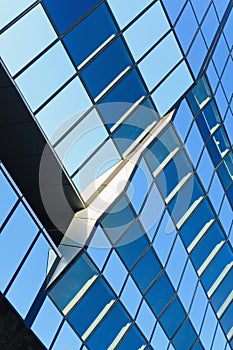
[160,297,186,338]
[0,5,57,75]
[117,325,146,349]
[63,3,118,67]
[52,322,82,350]
[173,319,197,350]
[0,0,35,29]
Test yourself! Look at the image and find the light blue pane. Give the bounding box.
[136,300,156,339]
[215,84,228,117]
[6,235,49,318]
[103,250,128,295]
[63,3,118,67]
[87,226,111,270]
[187,31,208,77]
[197,149,214,190]
[139,32,182,91]
[127,158,152,214]
[0,203,38,292]
[162,0,186,23]
[189,283,208,333]
[201,4,219,47]
[166,236,187,289]
[190,0,209,23]
[160,297,186,339]
[107,0,153,28]
[16,42,75,111]
[55,109,108,175]
[214,0,229,20]
[178,261,198,311]
[208,173,224,212]
[121,275,142,318]
[221,57,233,101]
[175,2,198,53]
[206,61,219,93]
[0,0,35,29]
[212,325,227,350]
[152,61,193,116]
[219,197,232,235]
[0,169,17,228]
[200,305,217,350]
[151,323,169,350]
[0,5,57,75]
[224,112,233,145]
[139,184,165,235]
[153,211,176,266]
[32,297,62,348]
[73,139,121,196]
[173,99,193,142]
[185,122,204,166]
[52,322,82,350]
[224,7,233,47]
[124,2,170,61]
[36,77,91,144]
[213,36,229,76]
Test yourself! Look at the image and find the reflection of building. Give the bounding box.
[0,1,232,349]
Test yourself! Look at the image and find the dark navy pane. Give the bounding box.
[196,101,221,142]
[186,76,211,116]
[227,184,233,208]
[220,302,233,334]
[132,249,162,293]
[116,221,148,269]
[43,0,101,33]
[217,152,233,190]
[211,269,233,311]
[87,302,130,349]
[49,254,98,310]
[99,69,147,128]
[191,221,225,270]
[117,325,146,349]
[63,3,117,67]
[160,297,186,338]
[68,278,114,335]
[201,244,232,292]
[146,273,174,316]
[81,38,132,99]
[173,319,197,350]
[180,198,215,247]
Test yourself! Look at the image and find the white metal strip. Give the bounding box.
[187,219,215,253]
[78,34,115,70]
[107,323,131,350]
[217,290,233,319]
[110,96,145,133]
[63,274,98,315]
[208,262,233,298]
[176,196,203,230]
[165,172,192,204]
[82,299,115,341]
[199,96,211,109]
[94,66,131,102]
[198,241,225,277]
[227,326,233,341]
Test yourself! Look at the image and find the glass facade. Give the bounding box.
[0,0,232,349]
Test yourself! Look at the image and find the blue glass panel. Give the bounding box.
[152,61,193,116]
[162,0,186,23]
[43,0,100,33]
[208,173,224,212]
[116,221,149,269]
[197,149,214,190]
[121,276,141,318]
[173,99,193,142]
[52,322,82,350]
[217,152,233,190]
[190,0,209,23]
[0,0,34,29]
[132,248,162,292]
[68,278,114,336]
[63,3,117,67]
[87,302,131,349]
[185,122,204,166]
[0,169,17,228]
[187,31,208,77]
[151,322,169,350]
[166,236,187,289]
[196,101,221,142]
[191,221,225,270]
[136,300,156,339]
[178,261,198,311]
[6,235,49,318]
[211,268,233,312]
[49,254,98,310]
[201,5,219,47]
[173,319,197,350]
[0,203,38,292]
[221,302,233,335]
[146,273,174,316]
[189,283,208,333]
[81,37,132,99]
[200,305,217,350]
[186,76,211,116]
[221,57,233,101]
[179,198,214,247]
[101,195,135,244]
[201,243,232,292]
[98,69,147,128]
[175,2,198,52]
[103,250,128,295]
[213,36,229,76]
[117,325,146,349]
[223,7,233,47]
[160,297,186,338]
